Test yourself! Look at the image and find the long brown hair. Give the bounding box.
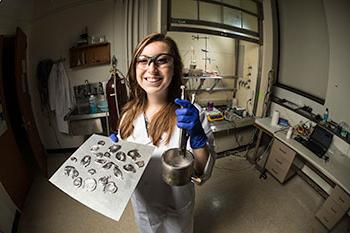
[119,33,183,146]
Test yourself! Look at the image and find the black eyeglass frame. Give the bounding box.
[136,53,175,67]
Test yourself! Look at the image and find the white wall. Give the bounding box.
[273,0,350,125]
[0,0,32,35]
[235,40,259,115]
[27,0,160,149]
[277,0,329,100]
[255,0,274,117]
[28,0,117,149]
[322,0,350,124]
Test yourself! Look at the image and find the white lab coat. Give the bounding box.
[126,105,215,233]
[48,62,74,134]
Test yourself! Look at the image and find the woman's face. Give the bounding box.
[136,41,174,99]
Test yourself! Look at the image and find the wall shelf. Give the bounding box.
[69,42,111,68]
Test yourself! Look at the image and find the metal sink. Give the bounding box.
[68,107,109,120]
[65,107,109,136]
[65,81,110,136]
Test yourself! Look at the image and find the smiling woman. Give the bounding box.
[135,41,174,100]
[116,32,216,233]
[119,34,183,146]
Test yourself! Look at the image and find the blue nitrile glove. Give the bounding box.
[109,132,119,142]
[175,98,208,149]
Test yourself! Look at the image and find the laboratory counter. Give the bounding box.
[255,117,350,194]
[254,117,350,230]
[209,116,254,132]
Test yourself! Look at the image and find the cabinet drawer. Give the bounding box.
[316,207,338,230]
[330,185,350,211]
[316,198,345,230]
[322,197,346,218]
[265,158,288,183]
[270,139,296,163]
[268,148,292,172]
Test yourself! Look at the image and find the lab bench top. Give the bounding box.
[210,116,255,132]
[68,110,109,121]
[255,117,350,195]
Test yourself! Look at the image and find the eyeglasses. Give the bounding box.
[136,53,174,69]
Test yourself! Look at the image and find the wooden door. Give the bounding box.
[14,28,47,176]
[0,35,32,209]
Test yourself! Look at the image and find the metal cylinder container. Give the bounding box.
[161,148,194,186]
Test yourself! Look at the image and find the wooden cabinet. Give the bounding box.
[316,185,350,230]
[69,42,110,68]
[265,139,297,183]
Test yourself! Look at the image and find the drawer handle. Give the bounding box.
[275,158,283,165]
[330,207,337,214]
[279,148,286,154]
[322,216,329,223]
[271,168,279,175]
[338,197,345,203]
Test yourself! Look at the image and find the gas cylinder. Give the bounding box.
[106,72,128,132]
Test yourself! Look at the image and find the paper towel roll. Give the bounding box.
[271,110,280,126]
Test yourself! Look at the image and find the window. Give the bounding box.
[168,0,263,44]
[275,0,329,104]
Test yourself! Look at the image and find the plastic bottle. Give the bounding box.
[286,127,293,139]
[89,95,97,113]
[97,94,108,112]
[323,108,329,123]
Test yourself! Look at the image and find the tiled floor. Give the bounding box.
[17,154,349,233]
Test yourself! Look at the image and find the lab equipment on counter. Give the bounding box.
[323,108,329,122]
[286,127,293,139]
[207,102,214,111]
[224,107,247,121]
[89,95,97,113]
[232,107,246,117]
[278,117,289,127]
[73,81,105,114]
[338,121,350,138]
[271,110,280,126]
[207,110,224,122]
[297,125,333,158]
[206,105,224,122]
[97,95,108,112]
